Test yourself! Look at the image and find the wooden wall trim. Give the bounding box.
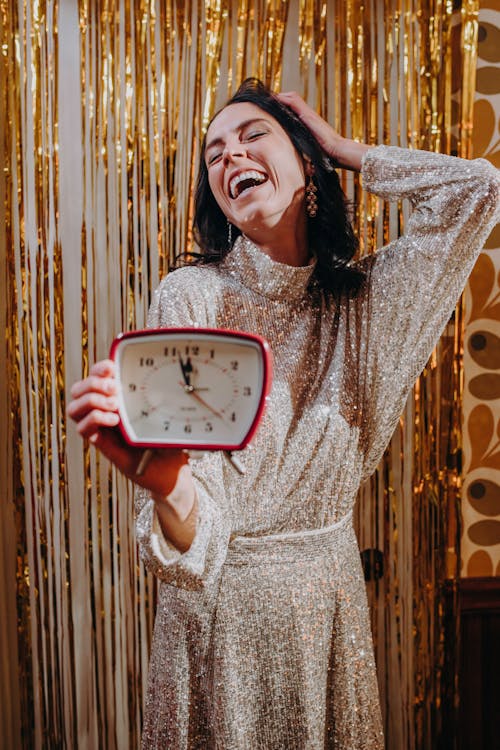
[458,576,500,612]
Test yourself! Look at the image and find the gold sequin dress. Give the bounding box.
[136,147,499,749]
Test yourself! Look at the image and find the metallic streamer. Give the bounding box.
[1,1,478,747]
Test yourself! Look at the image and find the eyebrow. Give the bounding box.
[205,117,271,153]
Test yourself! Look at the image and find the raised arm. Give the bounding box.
[356,147,499,477]
[279,91,499,479]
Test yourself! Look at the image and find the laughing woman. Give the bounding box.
[68,79,499,749]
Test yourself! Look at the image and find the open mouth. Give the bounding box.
[229,170,268,199]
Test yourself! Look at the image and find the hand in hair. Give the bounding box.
[277,91,370,173]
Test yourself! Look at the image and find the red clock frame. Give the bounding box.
[109,327,273,451]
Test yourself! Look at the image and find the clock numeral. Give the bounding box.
[205,422,213,432]
[163,421,170,431]
[128,383,137,392]
[141,410,148,418]
[184,424,192,434]
[230,360,239,371]
[230,412,236,422]
[192,346,199,355]
[243,386,251,396]
[140,357,154,367]
[209,349,215,359]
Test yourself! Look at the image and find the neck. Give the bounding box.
[243,212,310,267]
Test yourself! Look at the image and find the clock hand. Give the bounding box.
[178,354,192,387]
[178,356,209,393]
[178,381,225,420]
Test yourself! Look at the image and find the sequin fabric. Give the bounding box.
[135,146,500,749]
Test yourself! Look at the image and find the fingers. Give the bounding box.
[67,359,120,439]
[276,91,312,118]
[277,91,323,125]
[67,358,195,500]
[90,359,116,377]
[70,377,117,403]
[277,91,341,156]
[276,90,301,102]
[67,390,119,438]
[72,405,120,439]
[278,90,369,171]
[70,360,117,399]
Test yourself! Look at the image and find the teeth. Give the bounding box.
[229,170,267,199]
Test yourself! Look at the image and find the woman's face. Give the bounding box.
[204,102,308,235]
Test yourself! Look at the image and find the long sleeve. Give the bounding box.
[134,268,232,590]
[357,146,499,479]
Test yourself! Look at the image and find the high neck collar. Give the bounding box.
[220,235,316,302]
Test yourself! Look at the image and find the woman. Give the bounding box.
[68,79,499,749]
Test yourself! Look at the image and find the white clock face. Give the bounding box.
[112,329,271,449]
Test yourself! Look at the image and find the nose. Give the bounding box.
[222,141,247,166]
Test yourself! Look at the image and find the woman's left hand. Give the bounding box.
[277,91,371,172]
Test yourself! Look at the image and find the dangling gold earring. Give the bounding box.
[306,175,318,218]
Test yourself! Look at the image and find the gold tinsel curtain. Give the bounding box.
[0,1,478,748]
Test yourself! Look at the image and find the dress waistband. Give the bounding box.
[225,511,354,567]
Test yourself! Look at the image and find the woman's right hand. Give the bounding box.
[67,360,198,549]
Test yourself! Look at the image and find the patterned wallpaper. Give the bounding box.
[462,0,500,576]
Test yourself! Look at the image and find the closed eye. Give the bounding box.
[205,128,268,165]
[207,152,223,165]
[244,130,267,141]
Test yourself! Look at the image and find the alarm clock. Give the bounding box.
[110,327,273,451]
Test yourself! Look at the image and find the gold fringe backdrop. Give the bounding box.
[0,1,478,747]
